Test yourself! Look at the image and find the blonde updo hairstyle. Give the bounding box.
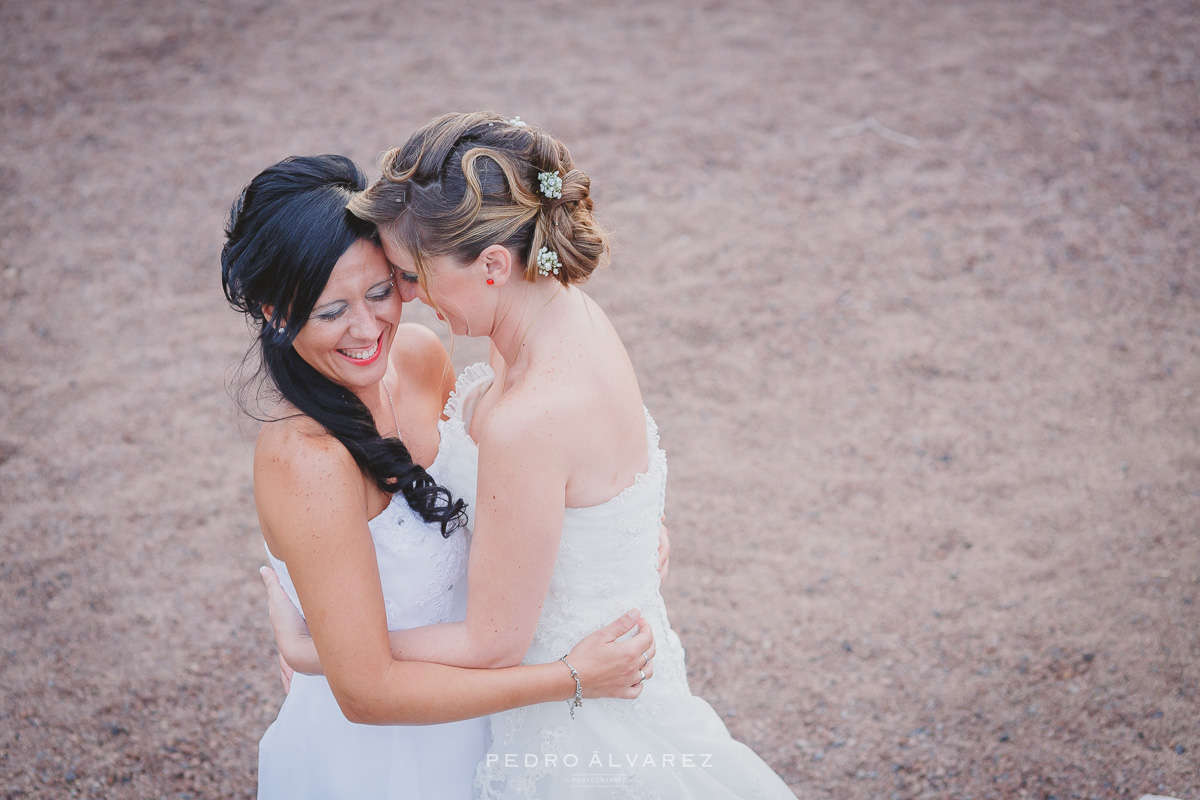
[348,111,608,288]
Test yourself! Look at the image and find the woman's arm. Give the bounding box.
[255,424,651,724]
[270,516,672,674]
[378,400,572,667]
[382,424,674,667]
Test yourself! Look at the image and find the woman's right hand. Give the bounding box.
[260,566,324,675]
[564,610,656,700]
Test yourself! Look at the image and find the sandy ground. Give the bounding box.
[1,0,1198,798]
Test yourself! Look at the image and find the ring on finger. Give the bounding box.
[641,651,650,667]
[638,669,646,684]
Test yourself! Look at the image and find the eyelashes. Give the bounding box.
[314,305,346,321]
[312,282,396,322]
[397,271,420,284]
[367,282,395,301]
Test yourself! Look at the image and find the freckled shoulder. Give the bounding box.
[254,413,360,494]
[255,412,357,482]
[475,378,574,463]
[253,412,369,556]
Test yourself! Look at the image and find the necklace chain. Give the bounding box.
[516,285,563,355]
[381,379,401,438]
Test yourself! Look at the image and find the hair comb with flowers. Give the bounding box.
[536,246,561,277]
[538,171,563,199]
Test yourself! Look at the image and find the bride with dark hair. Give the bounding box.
[220,153,655,800]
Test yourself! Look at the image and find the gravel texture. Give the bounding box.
[1,1,1197,798]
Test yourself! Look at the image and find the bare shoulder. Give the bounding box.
[391,323,449,376]
[391,321,454,411]
[254,414,359,493]
[475,378,575,462]
[253,413,369,562]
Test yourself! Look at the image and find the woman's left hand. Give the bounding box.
[260,566,323,675]
[564,610,656,699]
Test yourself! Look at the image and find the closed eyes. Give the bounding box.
[314,304,346,321]
[367,281,396,301]
[311,280,395,321]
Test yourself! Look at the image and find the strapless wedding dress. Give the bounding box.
[436,364,796,800]
[257,449,487,800]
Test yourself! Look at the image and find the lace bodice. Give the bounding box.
[265,449,471,632]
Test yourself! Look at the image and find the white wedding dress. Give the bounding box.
[437,364,796,800]
[257,452,487,800]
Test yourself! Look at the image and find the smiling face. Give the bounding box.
[382,237,489,337]
[289,239,401,395]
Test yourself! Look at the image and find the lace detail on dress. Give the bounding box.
[442,361,495,425]
[601,408,664,508]
[370,500,426,552]
[360,486,472,632]
[412,525,469,624]
[383,597,404,631]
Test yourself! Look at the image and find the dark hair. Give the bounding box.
[348,111,608,286]
[221,154,465,536]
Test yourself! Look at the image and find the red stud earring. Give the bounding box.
[486,278,494,285]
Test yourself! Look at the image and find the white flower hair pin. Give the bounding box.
[508,116,528,127]
[538,171,563,199]
[536,246,562,277]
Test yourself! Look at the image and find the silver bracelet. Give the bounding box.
[559,655,583,719]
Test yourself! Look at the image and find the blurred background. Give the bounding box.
[1,1,1197,797]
